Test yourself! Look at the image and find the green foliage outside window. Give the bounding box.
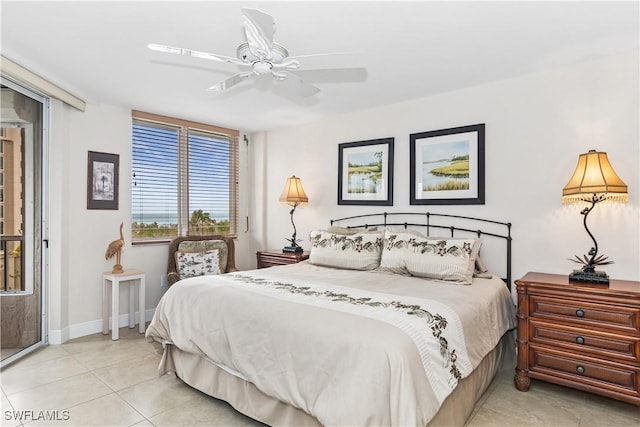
[132,209,230,240]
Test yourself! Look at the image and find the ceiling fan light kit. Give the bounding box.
[236,42,292,67]
[148,8,360,97]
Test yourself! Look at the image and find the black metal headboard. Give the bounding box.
[330,212,513,290]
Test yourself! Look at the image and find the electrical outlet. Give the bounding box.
[160,274,168,287]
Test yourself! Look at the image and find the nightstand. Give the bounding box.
[514,272,640,405]
[102,269,146,340]
[257,249,310,269]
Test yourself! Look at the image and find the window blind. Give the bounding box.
[131,111,239,241]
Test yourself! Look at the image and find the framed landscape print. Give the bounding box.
[410,124,485,205]
[338,138,394,206]
[87,151,119,210]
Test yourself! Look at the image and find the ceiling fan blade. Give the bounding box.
[291,67,368,83]
[283,51,365,70]
[207,72,254,92]
[286,51,362,60]
[241,8,275,59]
[148,43,246,66]
[275,71,320,98]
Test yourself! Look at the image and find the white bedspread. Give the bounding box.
[146,262,516,426]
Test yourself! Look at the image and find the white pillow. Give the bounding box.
[380,229,482,284]
[473,255,493,278]
[308,230,383,270]
[175,249,221,278]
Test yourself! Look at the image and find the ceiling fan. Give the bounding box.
[148,8,363,97]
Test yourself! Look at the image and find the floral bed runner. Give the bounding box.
[223,272,472,401]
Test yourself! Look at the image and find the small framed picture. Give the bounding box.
[87,151,119,210]
[410,124,485,205]
[338,138,394,206]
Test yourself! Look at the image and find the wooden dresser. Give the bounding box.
[514,272,640,405]
[256,250,310,269]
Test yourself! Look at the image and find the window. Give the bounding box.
[131,111,239,242]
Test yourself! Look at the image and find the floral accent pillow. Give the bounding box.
[308,230,383,270]
[380,229,482,284]
[175,249,221,279]
[178,240,228,273]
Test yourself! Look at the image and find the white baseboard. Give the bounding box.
[48,308,155,344]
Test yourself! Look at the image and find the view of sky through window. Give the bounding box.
[132,123,230,226]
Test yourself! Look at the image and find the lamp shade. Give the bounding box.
[562,150,628,204]
[279,176,309,207]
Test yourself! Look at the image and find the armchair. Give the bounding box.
[167,235,237,286]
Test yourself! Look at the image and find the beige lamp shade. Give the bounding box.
[562,150,628,204]
[279,176,309,207]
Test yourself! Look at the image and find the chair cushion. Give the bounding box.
[175,249,221,278]
[177,239,228,274]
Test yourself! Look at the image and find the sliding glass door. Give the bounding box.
[0,78,48,367]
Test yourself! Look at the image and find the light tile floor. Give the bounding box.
[1,325,638,426]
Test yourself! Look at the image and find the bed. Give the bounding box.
[146,212,517,426]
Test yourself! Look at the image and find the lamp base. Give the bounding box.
[283,246,303,253]
[568,269,609,284]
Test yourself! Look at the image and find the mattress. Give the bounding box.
[147,262,516,426]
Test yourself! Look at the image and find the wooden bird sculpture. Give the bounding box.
[105,222,125,274]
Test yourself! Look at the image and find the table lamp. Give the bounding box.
[562,150,628,284]
[279,175,309,253]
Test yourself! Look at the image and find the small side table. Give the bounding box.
[102,269,146,340]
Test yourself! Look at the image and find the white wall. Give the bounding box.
[48,103,252,342]
[47,51,638,342]
[250,52,640,286]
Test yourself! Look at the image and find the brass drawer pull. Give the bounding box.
[576,309,585,317]
[576,336,585,345]
[576,365,585,374]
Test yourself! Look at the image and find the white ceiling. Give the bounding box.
[1,1,638,133]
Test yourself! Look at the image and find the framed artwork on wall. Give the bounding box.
[338,138,394,206]
[410,124,485,205]
[87,151,119,210]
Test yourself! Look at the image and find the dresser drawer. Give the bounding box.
[530,295,640,334]
[530,346,640,398]
[259,258,292,268]
[530,320,640,363]
[256,250,310,269]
